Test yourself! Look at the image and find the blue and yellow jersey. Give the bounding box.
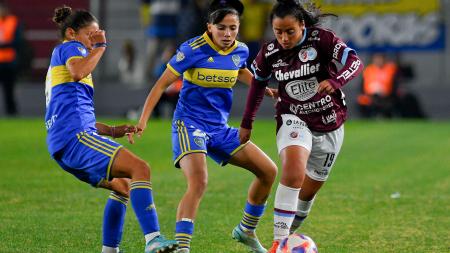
[44,40,96,155]
[167,32,249,125]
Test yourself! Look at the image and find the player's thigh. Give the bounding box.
[110,148,150,179]
[179,152,208,188]
[279,145,310,188]
[229,142,277,180]
[306,125,344,182]
[172,119,208,168]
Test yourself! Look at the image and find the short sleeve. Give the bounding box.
[320,30,355,65]
[61,42,86,66]
[250,45,272,81]
[238,42,249,69]
[167,41,197,76]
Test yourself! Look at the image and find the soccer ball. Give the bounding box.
[276,233,318,253]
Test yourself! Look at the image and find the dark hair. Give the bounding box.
[270,0,335,27]
[52,5,98,39]
[207,0,243,24]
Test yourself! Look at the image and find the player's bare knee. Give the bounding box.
[188,177,208,198]
[133,159,151,180]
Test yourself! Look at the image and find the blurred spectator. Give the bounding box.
[240,0,271,67]
[118,39,142,85]
[0,1,22,116]
[358,53,398,118]
[140,0,186,81]
[152,44,181,118]
[393,53,426,118]
[175,0,208,46]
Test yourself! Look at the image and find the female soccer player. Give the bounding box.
[45,6,177,253]
[137,0,277,252]
[239,1,364,252]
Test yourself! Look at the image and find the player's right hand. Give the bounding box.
[136,121,146,138]
[239,127,252,144]
[89,29,106,44]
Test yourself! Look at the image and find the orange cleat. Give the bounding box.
[268,241,280,253]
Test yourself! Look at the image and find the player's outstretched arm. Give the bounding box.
[137,68,179,135]
[95,122,138,144]
[239,68,278,99]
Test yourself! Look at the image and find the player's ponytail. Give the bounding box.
[52,5,97,39]
[207,0,244,24]
[270,0,335,27]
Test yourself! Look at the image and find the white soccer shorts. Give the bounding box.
[276,114,344,181]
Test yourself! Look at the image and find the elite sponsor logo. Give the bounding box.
[289,131,299,139]
[285,77,319,101]
[275,63,320,81]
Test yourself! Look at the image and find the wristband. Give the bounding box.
[111,126,116,138]
[93,42,107,48]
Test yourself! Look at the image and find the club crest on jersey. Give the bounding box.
[176,52,185,62]
[232,55,240,67]
[299,47,317,63]
[77,47,87,55]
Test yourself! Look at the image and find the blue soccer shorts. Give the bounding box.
[172,118,248,168]
[52,131,122,187]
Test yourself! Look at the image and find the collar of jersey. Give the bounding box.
[202,32,238,55]
[295,27,308,47]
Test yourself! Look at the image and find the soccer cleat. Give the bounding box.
[145,235,178,253]
[231,225,267,253]
[267,241,280,253]
[175,249,190,253]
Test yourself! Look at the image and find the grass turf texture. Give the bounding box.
[0,118,448,252]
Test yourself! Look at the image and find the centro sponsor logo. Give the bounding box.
[285,77,319,101]
[197,72,236,83]
[289,95,333,115]
[275,63,320,81]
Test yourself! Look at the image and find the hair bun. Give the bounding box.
[209,0,244,15]
[277,0,300,5]
[53,6,72,25]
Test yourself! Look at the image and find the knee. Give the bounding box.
[133,159,151,180]
[187,175,208,198]
[260,162,278,185]
[281,165,305,188]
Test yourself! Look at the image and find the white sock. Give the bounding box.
[290,196,315,233]
[273,184,300,241]
[102,246,119,253]
[145,231,161,244]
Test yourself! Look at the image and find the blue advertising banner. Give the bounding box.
[317,0,445,51]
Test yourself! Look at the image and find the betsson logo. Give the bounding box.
[196,72,236,83]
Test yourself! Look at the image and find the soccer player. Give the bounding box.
[239,1,364,252]
[137,0,277,252]
[45,6,178,253]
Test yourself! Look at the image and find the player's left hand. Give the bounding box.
[265,88,279,99]
[318,80,335,95]
[111,125,138,144]
[239,127,252,144]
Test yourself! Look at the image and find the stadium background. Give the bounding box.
[1,0,449,119]
[0,1,449,252]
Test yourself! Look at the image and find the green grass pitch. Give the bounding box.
[0,118,449,252]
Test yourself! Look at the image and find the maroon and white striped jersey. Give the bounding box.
[244,27,363,132]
